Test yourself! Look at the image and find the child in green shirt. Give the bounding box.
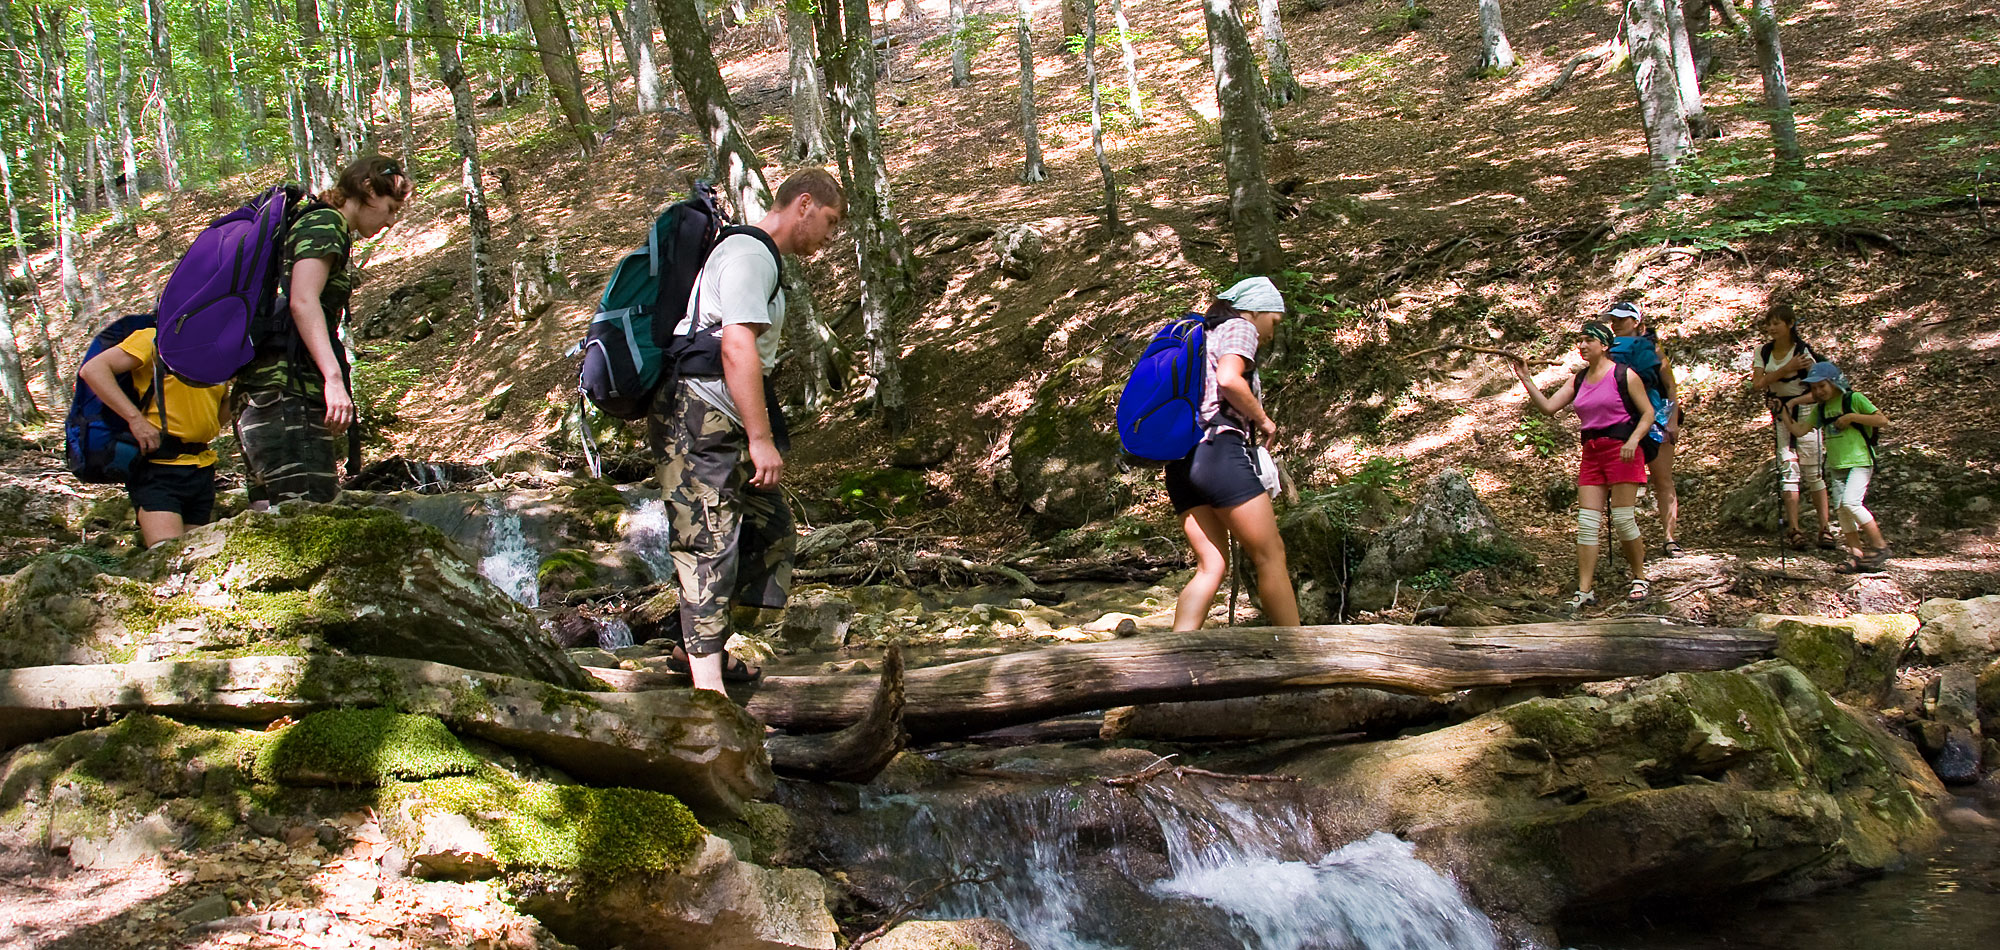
[1783,361,1890,572]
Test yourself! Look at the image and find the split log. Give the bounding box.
[734,620,1774,743]
[765,647,906,783]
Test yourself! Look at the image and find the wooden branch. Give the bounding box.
[766,647,906,783]
[1537,44,1613,100]
[732,621,1775,743]
[1401,343,1524,363]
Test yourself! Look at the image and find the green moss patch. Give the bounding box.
[1,714,271,844]
[258,708,481,786]
[537,549,599,588]
[836,468,928,520]
[410,772,705,881]
[213,508,428,589]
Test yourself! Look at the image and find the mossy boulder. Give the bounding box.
[1007,357,1130,532]
[258,708,483,786]
[58,507,592,687]
[1347,470,1525,612]
[1754,612,1917,703]
[1277,484,1402,624]
[1276,661,1945,928]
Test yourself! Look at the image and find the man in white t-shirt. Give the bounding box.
[648,168,845,695]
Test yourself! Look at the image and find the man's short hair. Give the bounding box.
[776,168,845,215]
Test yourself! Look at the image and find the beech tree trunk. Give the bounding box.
[622,0,666,112]
[783,4,831,162]
[115,39,142,206]
[655,0,775,219]
[782,262,839,411]
[1110,0,1142,121]
[421,0,500,323]
[1476,0,1515,74]
[816,0,917,433]
[738,621,1775,741]
[1682,0,1714,79]
[1747,0,1800,168]
[82,7,126,223]
[521,0,597,153]
[1082,0,1118,229]
[1202,0,1282,275]
[0,146,63,408]
[293,0,342,188]
[1627,0,1692,178]
[947,0,971,87]
[398,0,418,166]
[0,284,38,424]
[1663,0,1714,138]
[1257,0,1301,104]
[143,0,182,192]
[1014,0,1047,182]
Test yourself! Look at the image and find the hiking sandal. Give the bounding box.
[1784,529,1807,549]
[1816,530,1839,550]
[667,645,764,682]
[1627,578,1651,602]
[1861,546,1892,569]
[1834,558,1871,575]
[1564,590,1597,614]
[1662,539,1685,558]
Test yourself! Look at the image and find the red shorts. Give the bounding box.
[1578,437,1649,486]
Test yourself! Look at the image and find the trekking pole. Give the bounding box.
[1228,538,1242,626]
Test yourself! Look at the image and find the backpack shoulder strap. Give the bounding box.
[1757,341,1773,365]
[716,225,785,303]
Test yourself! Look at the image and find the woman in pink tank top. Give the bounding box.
[1512,321,1656,614]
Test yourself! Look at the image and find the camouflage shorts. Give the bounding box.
[234,386,340,505]
[649,380,794,656]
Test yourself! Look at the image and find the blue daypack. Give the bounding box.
[65,314,168,484]
[1610,334,1672,441]
[1116,315,1207,462]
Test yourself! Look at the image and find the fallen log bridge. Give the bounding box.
[739,620,1774,743]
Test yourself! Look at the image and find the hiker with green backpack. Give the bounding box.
[1781,361,1891,573]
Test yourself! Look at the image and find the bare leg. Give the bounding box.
[1576,484,1608,594]
[135,509,187,549]
[1612,481,1646,579]
[1216,492,1300,627]
[1782,490,1801,534]
[1811,489,1832,535]
[1173,506,1230,631]
[688,651,725,694]
[1650,439,1679,543]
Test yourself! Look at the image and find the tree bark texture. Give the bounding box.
[143,0,183,192]
[623,0,667,112]
[1082,0,1118,229]
[398,0,418,167]
[1110,0,1142,121]
[1014,0,1047,182]
[82,7,126,223]
[736,621,1775,741]
[1202,0,1282,275]
[292,0,342,188]
[116,38,142,205]
[1626,0,1692,177]
[593,7,622,129]
[1681,0,1713,78]
[0,280,39,423]
[783,4,831,162]
[1748,0,1800,167]
[521,0,597,152]
[655,0,774,220]
[421,0,500,323]
[1257,0,1302,104]
[1662,0,1714,138]
[1476,0,1516,74]
[782,260,840,410]
[0,147,62,409]
[948,0,971,87]
[764,646,905,781]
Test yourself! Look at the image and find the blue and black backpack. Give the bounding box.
[575,182,729,421]
[1610,333,1673,442]
[1116,315,1208,462]
[65,313,169,484]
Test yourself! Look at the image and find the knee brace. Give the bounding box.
[1576,508,1604,547]
[1611,506,1641,542]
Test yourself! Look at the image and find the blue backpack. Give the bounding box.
[575,182,728,421]
[1116,315,1207,461]
[1610,334,1672,441]
[65,314,169,484]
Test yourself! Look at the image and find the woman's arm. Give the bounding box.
[1620,367,1656,461]
[287,257,354,435]
[1782,403,1816,438]
[1512,359,1573,415]
[1215,353,1276,443]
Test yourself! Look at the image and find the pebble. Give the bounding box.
[173,894,232,926]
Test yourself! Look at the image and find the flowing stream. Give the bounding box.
[478,501,541,607]
[828,780,1497,950]
[624,497,674,584]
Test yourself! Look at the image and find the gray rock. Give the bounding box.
[870,918,1030,950]
[782,590,855,653]
[61,809,179,869]
[992,225,1044,280]
[1915,596,2000,664]
[1719,465,1785,533]
[1754,613,1916,704]
[1928,665,1984,785]
[174,894,233,926]
[402,811,502,880]
[1348,470,1520,611]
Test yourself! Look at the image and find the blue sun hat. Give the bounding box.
[1802,361,1849,391]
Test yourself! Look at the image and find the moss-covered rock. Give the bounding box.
[834,468,928,521]
[389,770,705,883]
[1755,612,1917,703]
[0,553,151,668]
[1348,470,1523,612]
[258,708,483,786]
[1007,357,1130,532]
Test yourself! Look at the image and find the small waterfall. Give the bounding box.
[623,498,675,583]
[842,781,1497,950]
[596,618,635,650]
[479,501,541,607]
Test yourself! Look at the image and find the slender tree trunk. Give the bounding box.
[1627,0,1692,178]
[0,285,38,423]
[399,0,418,167]
[1202,0,1281,275]
[783,3,831,162]
[816,0,916,433]
[654,0,774,219]
[0,147,62,408]
[1082,0,1117,229]
[1014,0,1047,182]
[1476,0,1515,75]
[622,0,666,113]
[143,0,183,192]
[1257,0,1301,104]
[1682,0,1713,79]
[947,0,970,87]
[1747,0,1800,169]
[293,0,342,188]
[116,37,142,206]
[1710,0,1745,33]
[521,0,597,152]
[53,156,91,331]
[421,0,500,323]
[1110,0,1142,122]
[1663,0,1714,138]
[593,7,622,128]
[82,7,126,223]
[29,8,91,333]
[782,263,836,411]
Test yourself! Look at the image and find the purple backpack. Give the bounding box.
[153,184,307,385]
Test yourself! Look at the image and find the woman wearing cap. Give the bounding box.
[1750,302,1835,549]
[1512,321,1656,611]
[1782,362,1891,572]
[1603,302,1683,556]
[1166,276,1301,631]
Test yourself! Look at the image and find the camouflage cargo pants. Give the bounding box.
[648,379,794,656]
[234,386,340,505]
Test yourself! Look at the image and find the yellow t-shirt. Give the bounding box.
[116,328,227,467]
